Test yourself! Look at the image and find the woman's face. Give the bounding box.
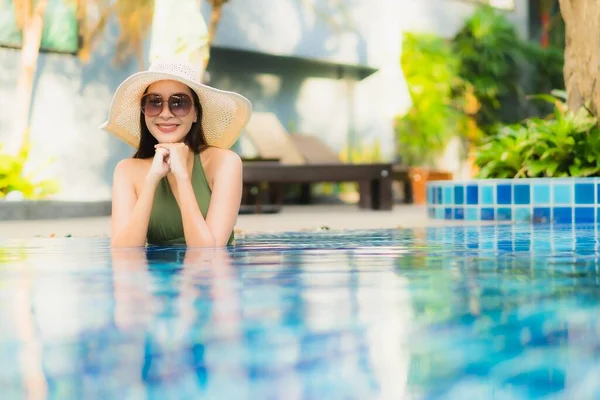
[142,80,197,144]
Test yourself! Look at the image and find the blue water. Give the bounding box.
[1,224,599,399]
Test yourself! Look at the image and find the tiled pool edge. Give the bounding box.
[427,178,600,224]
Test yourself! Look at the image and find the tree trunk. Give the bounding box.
[8,0,49,154]
[559,0,600,116]
[207,3,222,46]
[203,0,227,71]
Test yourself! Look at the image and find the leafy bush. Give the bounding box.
[0,140,60,199]
[395,5,565,168]
[453,5,524,128]
[396,32,479,167]
[452,5,565,133]
[475,92,600,178]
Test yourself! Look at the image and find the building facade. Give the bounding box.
[0,0,529,200]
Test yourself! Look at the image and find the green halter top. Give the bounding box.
[147,154,234,246]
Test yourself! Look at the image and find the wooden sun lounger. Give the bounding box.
[243,160,393,210]
[240,113,393,211]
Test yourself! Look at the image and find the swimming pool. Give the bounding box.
[1,225,598,399]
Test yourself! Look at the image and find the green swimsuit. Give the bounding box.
[147,154,234,246]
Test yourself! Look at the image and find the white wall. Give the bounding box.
[0,21,145,200]
[0,0,529,200]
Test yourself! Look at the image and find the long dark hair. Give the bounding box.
[133,86,207,159]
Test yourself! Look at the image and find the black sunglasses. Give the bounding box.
[141,93,193,117]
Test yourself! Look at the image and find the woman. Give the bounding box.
[100,58,252,248]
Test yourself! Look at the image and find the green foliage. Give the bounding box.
[396,32,477,167]
[395,5,565,168]
[0,140,60,200]
[453,5,524,128]
[521,43,565,115]
[452,5,565,131]
[475,92,600,179]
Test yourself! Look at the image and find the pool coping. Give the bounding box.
[0,200,284,221]
[0,200,112,221]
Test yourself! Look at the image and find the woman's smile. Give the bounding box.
[155,122,180,133]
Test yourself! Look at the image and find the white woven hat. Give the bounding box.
[100,58,252,149]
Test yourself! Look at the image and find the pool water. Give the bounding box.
[1,225,599,399]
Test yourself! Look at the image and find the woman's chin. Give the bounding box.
[153,135,185,144]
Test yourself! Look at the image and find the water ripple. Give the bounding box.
[1,224,600,399]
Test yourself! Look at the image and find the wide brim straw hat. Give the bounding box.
[100,58,252,149]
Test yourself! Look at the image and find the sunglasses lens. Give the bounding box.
[169,94,192,117]
[141,94,163,116]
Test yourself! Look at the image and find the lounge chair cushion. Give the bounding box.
[289,133,342,165]
[243,112,306,165]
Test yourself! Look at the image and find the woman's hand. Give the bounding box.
[147,147,170,183]
[155,143,191,181]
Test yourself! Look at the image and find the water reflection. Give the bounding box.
[395,224,600,399]
[1,225,600,399]
[0,240,413,399]
[110,247,246,399]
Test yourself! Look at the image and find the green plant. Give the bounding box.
[396,32,477,167]
[452,5,525,130]
[475,91,600,178]
[0,140,60,199]
[520,42,565,117]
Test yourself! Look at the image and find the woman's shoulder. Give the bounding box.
[201,146,242,169]
[113,157,150,179]
[200,147,242,188]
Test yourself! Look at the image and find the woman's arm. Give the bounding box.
[172,149,242,247]
[204,151,243,244]
[176,151,243,247]
[111,153,167,247]
[174,172,217,247]
[156,143,243,247]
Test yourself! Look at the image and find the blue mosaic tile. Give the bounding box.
[553,207,572,224]
[465,207,478,221]
[435,207,444,219]
[533,184,550,204]
[533,207,551,223]
[576,237,596,256]
[533,236,548,250]
[513,184,530,205]
[480,186,494,205]
[575,183,595,204]
[553,184,572,204]
[515,207,531,222]
[467,240,479,250]
[480,239,495,250]
[444,187,453,205]
[497,185,511,205]
[454,185,464,205]
[466,185,478,205]
[429,179,600,224]
[444,207,452,220]
[465,228,479,246]
[513,238,531,252]
[575,207,594,223]
[481,208,494,221]
[497,208,512,221]
[497,240,513,252]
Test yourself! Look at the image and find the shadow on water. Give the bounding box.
[0,224,599,399]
